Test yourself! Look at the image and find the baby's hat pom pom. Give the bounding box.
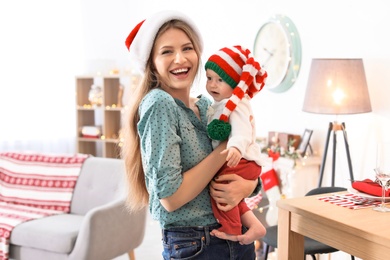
[207,119,231,141]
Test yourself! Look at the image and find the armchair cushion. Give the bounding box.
[10,214,83,254]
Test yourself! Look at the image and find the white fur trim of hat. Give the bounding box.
[125,10,203,74]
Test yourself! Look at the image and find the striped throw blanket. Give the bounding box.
[0,152,89,260]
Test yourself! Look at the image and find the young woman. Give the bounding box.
[122,10,261,259]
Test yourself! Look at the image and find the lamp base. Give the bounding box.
[317,121,354,187]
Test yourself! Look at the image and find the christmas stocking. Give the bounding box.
[260,168,281,226]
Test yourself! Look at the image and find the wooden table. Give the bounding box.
[277,192,390,259]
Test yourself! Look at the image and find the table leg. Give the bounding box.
[277,207,304,260]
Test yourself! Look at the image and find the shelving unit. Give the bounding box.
[75,74,134,158]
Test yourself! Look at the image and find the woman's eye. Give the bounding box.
[183,46,194,51]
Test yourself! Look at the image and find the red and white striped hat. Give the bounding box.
[205,45,267,140]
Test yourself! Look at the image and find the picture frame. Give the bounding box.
[298,129,313,156]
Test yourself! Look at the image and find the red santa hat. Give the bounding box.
[205,45,267,141]
[125,10,203,74]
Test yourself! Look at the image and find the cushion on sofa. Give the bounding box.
[10,214,84,254]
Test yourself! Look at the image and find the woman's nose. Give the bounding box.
[174,52,186,63]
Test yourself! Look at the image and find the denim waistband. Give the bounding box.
[162,223,221,233]
[162,223,221,246]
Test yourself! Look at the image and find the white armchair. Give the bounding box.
[8,157,147,260]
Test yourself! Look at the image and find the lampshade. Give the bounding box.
[302,58,372,115]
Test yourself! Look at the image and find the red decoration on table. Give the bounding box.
[318,193,381,210]
[352,179,390,197]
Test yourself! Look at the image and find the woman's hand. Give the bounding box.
[209,174,258,211]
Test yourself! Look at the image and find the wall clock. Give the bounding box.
[254,14,302,93]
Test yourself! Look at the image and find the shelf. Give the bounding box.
[75,74,132,158]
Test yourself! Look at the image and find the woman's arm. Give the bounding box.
[139,91,225,212]
[160,141,227,212]
[209,174,259,211]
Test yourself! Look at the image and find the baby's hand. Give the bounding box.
[221,147,241,167]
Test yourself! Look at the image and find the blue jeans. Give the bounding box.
[162,223,255,260]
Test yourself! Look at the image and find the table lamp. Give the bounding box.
[302,58,372,187]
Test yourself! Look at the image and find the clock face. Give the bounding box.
[254,15,302,93]
[254,22,290,89]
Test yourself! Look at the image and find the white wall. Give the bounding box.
[0,1,84,153]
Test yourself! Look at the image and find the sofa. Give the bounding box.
[0,154,147,260]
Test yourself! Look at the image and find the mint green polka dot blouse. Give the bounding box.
[138,89,217,229]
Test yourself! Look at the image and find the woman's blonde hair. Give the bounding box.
[121,19,203,212]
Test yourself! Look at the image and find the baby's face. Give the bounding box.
[205,69,233,102]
